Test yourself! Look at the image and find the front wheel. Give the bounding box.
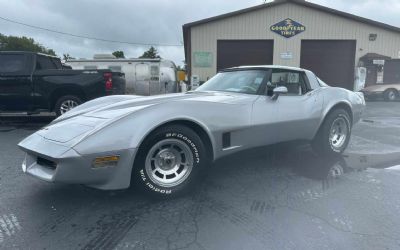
[312,109,351,156]
[132,125,209,198]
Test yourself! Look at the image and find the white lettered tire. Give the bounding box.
[132,124,209,198]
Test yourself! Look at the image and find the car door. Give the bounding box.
[270,69,323,142]
[251,93,282,146]
[249,69,283,147]
[0,53,33,111]
[31,54,60,110]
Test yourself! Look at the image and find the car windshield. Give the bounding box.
[196,70,269,94]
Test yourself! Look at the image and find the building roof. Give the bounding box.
[182,0,400,33]
[360,53,392,61]
[182,0,400,76]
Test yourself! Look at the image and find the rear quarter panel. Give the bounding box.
[319,87,364,129]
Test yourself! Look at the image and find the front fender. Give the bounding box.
[72,103,217,158]
[72,100,251,161]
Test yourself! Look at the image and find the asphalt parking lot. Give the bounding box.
[1,102,400,250]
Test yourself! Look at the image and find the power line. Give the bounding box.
[0,16,183,47]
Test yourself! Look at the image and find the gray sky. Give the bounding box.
[0,0,399,66]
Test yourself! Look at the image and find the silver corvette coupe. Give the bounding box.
[19,66,365,197]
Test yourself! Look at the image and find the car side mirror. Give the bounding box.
[271,86,288,100]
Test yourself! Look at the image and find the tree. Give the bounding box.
[112,50,125,58]
[0,33,56,56]
[63,53,75,61]
[139,46,161,59]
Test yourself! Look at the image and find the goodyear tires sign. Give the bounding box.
[270,18,305,38]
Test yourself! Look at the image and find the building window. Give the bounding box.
[150,65,159,76]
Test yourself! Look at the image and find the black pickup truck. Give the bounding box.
[0,51,125,116]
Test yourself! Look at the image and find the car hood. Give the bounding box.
[54,91,252,121]
[40,91,254,145]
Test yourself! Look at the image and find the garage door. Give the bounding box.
[300,40,356,90]
[217,40,274,71]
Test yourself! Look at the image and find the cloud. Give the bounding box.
[0,0,399,66]
[310,0,400,27]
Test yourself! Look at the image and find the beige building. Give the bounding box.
[183,0,400,90]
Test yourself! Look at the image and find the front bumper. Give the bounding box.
[19,133,137,190]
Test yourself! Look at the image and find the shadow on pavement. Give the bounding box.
[5,141,400,249]
[0,114,55,131]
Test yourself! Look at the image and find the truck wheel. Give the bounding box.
[383,89,398,102]
[312,109,351,157]
[54,95,82,116]
[132,124,209,198]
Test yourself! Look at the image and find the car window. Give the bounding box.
[150,65,159,76]
[0,54,27,74]
[136,64,149,81]
[36,55,58,70]
[50,58,62,69]
[267,70,308,96]
[196,70,268,95]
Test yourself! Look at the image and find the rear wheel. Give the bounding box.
[132,125,209,198]
[54,95,82,116]
[312,109,351,156]
[384,89,398,102]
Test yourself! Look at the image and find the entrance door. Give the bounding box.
[384,59,400,84]
[365,65,378,86]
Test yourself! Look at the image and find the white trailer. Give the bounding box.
[66,56,178,95]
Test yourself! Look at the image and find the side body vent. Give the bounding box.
[222,132,231,148]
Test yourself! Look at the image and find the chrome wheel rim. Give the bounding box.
[388,91,396,101]
[60,100,79,114]
[145,139,194,187]
[329,117,348,150]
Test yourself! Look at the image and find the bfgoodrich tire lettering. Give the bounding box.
[312,109,351,156]
[132,125,209,198]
